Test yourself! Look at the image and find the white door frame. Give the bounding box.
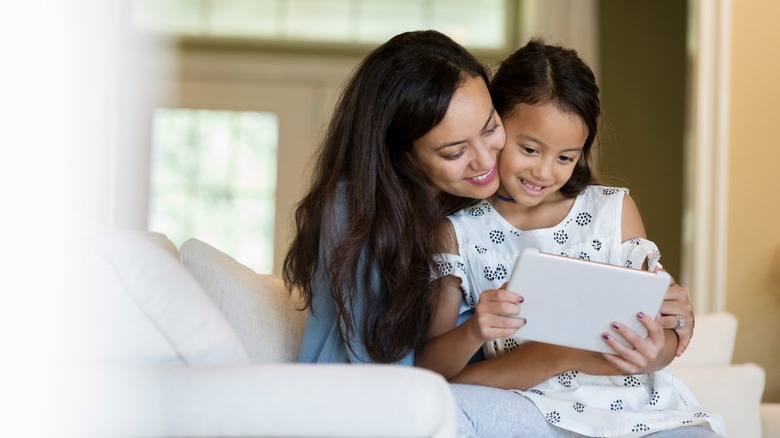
[681,0,732,313]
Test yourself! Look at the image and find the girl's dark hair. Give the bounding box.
[491,38,601,197]
[283,30,489,363]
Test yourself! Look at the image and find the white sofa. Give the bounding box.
[83,226,456,437]
[82,225,779,437]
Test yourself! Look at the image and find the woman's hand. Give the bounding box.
[599,311,675,374]
[657,272,694,356]
[468,285,526,343]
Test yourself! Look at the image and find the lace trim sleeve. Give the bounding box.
[621,237,662,271]
[431,252,475,309]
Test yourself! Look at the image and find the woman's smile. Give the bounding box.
[467,167,497,185]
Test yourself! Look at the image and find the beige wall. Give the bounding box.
[597,0,687,280]
[727,0,780,402]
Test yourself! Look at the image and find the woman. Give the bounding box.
[283,29,696,435]
[284,29,505,365]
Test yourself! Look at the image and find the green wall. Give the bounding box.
[597,0,688,278]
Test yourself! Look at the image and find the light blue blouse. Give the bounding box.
[297,185,414,365]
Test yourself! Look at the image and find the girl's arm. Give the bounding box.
[415,221,524,377]
[415,276,525,378]
[600,194,677,372]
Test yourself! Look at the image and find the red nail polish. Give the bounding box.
[602,333,610,340]
[612,322,621,330]
[518,296,524,303]
[637,311,645,319]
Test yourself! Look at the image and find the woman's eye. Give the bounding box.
[483,122,499,135]
[559,156,575,163]
[522,146,537,154]
[444,149,466,160]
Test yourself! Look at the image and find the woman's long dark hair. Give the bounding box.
[283,30,490,363]
[491,38,601,197]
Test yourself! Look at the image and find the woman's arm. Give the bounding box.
[658,279,694,356]
[449,341,600,390]
[447,313,676,390]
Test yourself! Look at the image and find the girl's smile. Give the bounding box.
[493,102,587,228]
[519,177,548,195]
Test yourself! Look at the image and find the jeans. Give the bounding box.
[452,384,723,438]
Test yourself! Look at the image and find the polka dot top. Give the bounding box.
[434,185,662,356]
[431,185,727,437]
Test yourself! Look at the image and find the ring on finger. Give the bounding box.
[673,314,686,330]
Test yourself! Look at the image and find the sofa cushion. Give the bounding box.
[84,226,250,365]
[179,238,306,363]
[671,363,764,438]
[670,312,737,368]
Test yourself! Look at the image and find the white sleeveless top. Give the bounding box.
[434,186,725,437]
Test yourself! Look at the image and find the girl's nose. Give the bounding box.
[532,159,553,180]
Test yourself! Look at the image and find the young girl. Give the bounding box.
[417,39,726,437]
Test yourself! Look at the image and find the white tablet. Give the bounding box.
[506,248,670,354]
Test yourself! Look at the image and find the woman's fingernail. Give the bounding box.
[518,296,524,303]
[602,333,610,340]
[637,311,645,319]
[612,322,621,330]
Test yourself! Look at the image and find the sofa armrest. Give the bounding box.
[671,363,765,438]
[104,364,456,438]
[761,403,780,438]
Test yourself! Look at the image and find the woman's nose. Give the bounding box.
[470,142,495,170]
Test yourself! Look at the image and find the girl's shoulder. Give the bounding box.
[449,199,497,221]
[578,185,630,204]
[448,199,505,239]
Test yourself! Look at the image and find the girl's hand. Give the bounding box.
[599,311,666,374]
[469,284,526,343]
[658,275,694,356]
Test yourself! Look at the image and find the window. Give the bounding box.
[148,108,279,273]
[131,0,508,49]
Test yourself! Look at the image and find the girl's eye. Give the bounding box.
[559,156,575,163]
[522,146,537,154]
